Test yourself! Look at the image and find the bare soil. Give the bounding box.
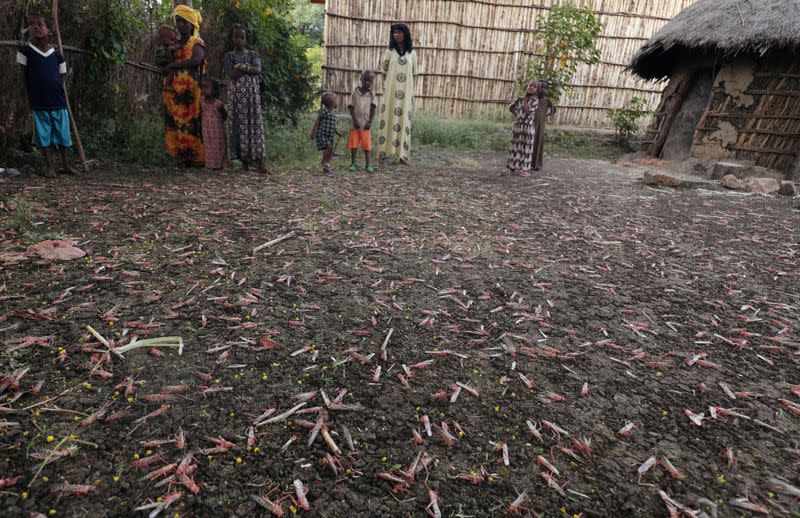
[1,155,798,517]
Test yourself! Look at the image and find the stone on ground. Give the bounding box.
[643,171,683,188]
[746,177,780,194]
[711,161,784,181]
[719,174,744,190]
[778,181,797,197]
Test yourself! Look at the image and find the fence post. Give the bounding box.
[52,0,89,173]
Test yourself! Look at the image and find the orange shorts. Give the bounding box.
[348,129,372,151]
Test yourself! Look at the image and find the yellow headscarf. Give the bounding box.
[173,5,202,37]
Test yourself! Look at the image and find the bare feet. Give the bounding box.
[42,167,57,178]
[518,171,531,177]
[60,166,78,175]
[380,156,391,165]
[399,157,411,166]
[258,167,273,175]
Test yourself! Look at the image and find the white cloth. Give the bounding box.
[349,86,377,129]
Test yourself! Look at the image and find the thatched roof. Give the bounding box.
[630,0,800,79]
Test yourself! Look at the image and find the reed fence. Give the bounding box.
[321,0,696,127]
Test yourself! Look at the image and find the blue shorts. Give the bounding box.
[33,109,72,148]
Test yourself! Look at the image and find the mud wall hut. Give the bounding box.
[631,0,800,180]
[320,0,696,128]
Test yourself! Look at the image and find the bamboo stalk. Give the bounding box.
[52,0,88,173]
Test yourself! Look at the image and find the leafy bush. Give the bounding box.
[607,96,648,149]
[80,112,172,166]
[521,3,603,103]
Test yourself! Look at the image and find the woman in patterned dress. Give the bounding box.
[223,24,269,175]
[506,80,540,177]
[378,22,417,166]
[162,5,206,166]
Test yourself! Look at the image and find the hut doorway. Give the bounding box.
[661,68,715,161]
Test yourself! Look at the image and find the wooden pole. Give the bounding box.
[52,0,89,173]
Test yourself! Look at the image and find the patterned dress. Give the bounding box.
[378,48,417,160]
[201,98,227,169]
[223,49,266,162]
[506,96,540,173]
[163,35,205,166]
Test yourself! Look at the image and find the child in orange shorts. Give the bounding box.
[347,70,377,172]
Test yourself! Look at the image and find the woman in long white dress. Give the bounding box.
[378,22,417,165]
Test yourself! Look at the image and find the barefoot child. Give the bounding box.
[200,78,228,170]
[223,24,269,175]
[311,92,343,174]
[16,14,75,177]
[347,70,377,172]
[506,80,539,177]
[532,79,557,171]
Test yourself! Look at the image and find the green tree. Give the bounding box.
[521,3,603,103]
[607,96,648,149]
[291,0,324,44]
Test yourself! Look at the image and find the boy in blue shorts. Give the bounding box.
[17,14,75,177]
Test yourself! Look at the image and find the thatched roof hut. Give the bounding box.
[630,0,800,179]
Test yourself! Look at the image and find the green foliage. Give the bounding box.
[80,112,173,166]
[8,195,35,232]
[205,0,315,124]
[305,45,323,93]
[84,1,145,112]
[607,96,648,149]
[290,0,324,43]
[412,112,510,151]
[521,3,603,103]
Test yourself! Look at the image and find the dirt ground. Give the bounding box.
[1,154,798,517]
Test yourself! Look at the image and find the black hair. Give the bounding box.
[202,78,221,98]
[321,91,337,109]
[389,22,413,55]
[361,69,375,80]
[231,23,248,39]
[28,13,49,26]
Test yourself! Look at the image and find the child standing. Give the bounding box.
[200,78,228,170]
[347,70,377,172]
[311,92,343,174]
[531,79,557,171]
[506,80,540,177]
[16,14,75,177]
[223,24,269,175]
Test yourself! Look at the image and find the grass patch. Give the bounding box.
[7,110,622,172]
[413,112,510,151]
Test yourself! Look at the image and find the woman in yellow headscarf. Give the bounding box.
[161,5,206,166]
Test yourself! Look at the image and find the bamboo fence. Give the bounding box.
[321,0,697,127]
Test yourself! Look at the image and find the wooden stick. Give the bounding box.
[86,325,125,360]
[252,231,296,255]
[0,41,162,73]
[52,0,89,173]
